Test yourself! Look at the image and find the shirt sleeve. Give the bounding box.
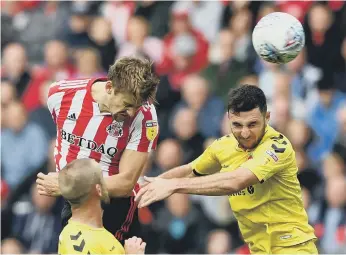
[47,82,63,124]
[126,104,159,153]
[190,141,222,175]
[241,138,293,183]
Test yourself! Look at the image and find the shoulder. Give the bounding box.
[132,103,158,126]
[259,126,294,159]
[138,103,158,119]
[59,224,103,254]
[209,135,237,152]
[48,78,92,97]
[94,229,125,254]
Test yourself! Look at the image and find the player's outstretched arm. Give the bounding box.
[172,167,259,195]
[36,150,149,198]
[105,149,149,197]
[135,167,259,207]
[156,140,223,180]
[158,163,195,179]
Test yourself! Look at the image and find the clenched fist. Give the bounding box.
[124,236,146,254]
[36,172,61,197]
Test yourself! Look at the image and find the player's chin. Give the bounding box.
[240,140,257,150]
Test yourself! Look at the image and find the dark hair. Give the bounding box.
[227,85,267,114]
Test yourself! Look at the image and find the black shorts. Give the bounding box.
[61,196,140,244]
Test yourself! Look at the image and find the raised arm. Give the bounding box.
[107,105,158,197]
[172,167,258,195]
[158,140,223,179]
[136,167,259,207]
[158,164,195,179]
[36,150,149,198]
[105,150,149,197]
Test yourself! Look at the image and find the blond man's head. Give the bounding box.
[108,57,159,105]
[105,57,160,121]
[59,159,109,207]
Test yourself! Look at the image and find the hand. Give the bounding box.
[135,176,176,208]
[124,236,146,254]
[36,172,61,197]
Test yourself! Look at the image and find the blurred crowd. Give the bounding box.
[1,1,346,254]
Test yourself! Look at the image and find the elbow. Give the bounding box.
[107,178,136,198]
[112,183,134,198]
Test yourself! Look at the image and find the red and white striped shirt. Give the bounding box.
[47,78,159,177]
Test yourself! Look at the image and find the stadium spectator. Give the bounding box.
[171,107,204,163]
[172,1,224,43]
[305,3,345,73]
[1,43,32,100]
[10,184,61,253]
[0,238,24,254]
[322,153,345,180]
[1,101,49,190]
[134,1,173,38]
[1,80,16,115]
[229,8,256,64]
[88,17,118,72]
[153,193,208,253]
[319,178,346,253]
[307,74,346,164]
[24,40,76,111]
[172,74,224,138]
[102,1,136,45]
[62,1,99,48]
[14,1,70,64]
[73,47,106,78]
[285,49,321,114]
[335,37,346,93]
[117,16,163,63]
[276,1,313,23]
[336,106,346,147]
[155,139,184,174]
[206,229,232,254]
[156,9,209,87]
[29,80,56,141]
[202,29,250,103]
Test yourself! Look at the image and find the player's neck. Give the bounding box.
[71,201,103,229]
[91,81,110,113]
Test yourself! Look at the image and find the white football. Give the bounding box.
[252,12,305,64]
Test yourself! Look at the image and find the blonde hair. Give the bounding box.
[108,57,160,105]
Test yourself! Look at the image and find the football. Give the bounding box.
[252,12,305,64]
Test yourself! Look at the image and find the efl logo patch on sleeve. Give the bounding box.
[266,150,278,162]
[145,120,158,141]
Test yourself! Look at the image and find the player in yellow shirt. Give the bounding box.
[135,85,318,254]
[58,158,146,254]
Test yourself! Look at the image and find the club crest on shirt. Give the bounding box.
[266,150,278,162]
[145,120,158,141]
[106,121,124,138]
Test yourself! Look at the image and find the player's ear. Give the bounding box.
[105,81,113,95]
[95,184,102,198]
[265,111,270,124]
